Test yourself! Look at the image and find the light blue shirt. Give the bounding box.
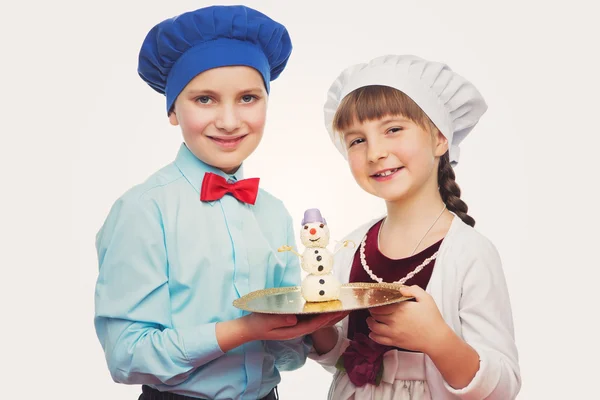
[94,143,310,399]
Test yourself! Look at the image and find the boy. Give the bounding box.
[94,6,335,399]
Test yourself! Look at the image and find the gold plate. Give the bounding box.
[233,282,413,315]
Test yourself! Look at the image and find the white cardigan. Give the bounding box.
[309,215,521,399]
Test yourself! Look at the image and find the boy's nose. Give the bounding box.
[215,105,241,132]
[310,228,317,235]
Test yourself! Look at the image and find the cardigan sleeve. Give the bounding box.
[444,238,521,399]
[307,323,350,374]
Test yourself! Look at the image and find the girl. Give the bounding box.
[310,55,521,399]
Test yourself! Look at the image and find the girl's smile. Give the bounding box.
[370,167,405,181]
[341,116,446,203]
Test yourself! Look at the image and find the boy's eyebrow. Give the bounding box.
[186,89,219,96]
[185,87,265,96]
[239,87,265,93]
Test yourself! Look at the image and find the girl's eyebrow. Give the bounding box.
[379,117,411,126]
[343,128,363,137]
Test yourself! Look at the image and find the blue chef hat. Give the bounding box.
[138,5,293,113]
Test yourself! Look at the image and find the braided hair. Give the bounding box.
[438,152,475,227]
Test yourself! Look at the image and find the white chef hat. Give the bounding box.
[324,55,487,166]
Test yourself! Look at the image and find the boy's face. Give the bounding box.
[169,66,268,174]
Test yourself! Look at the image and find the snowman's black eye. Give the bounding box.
[319,224,324,228]
[303,225,308,230]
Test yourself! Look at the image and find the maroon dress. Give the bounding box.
[347,219,443,351]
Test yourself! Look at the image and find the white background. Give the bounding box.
[2,0,599,398]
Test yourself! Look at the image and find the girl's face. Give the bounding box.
[341,115,448,202]
[169,66,268,174]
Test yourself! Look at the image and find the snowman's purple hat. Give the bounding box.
[301,208,327,225]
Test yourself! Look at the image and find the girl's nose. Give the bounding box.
[310,228,317,235]
[367,138,389,163]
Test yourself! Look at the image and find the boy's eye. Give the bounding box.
[196,96,212,104]
[241,95,257,103]
[387,127,403,134]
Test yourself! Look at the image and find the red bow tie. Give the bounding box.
[200,172,260,205]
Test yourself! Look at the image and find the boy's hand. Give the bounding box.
[318,310,350,328]
[245,312,347,341]
[217,311,349,352]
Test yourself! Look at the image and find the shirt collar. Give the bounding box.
[174,143,244,205]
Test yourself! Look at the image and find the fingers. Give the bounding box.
[325,311,350,326]
[280,314,298,326]
[369,303,399,316]
[368,313,392,325]
[399,284,426,300]
[263,314,297,330]
[370,286,425,315]
[308,313,340,329]
[369,333,393,346]
[268,316,329,340]
[273,312,345,338]
[366,317,392,337]
[285,314,330,332]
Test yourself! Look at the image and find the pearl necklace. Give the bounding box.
[360,204,446,284]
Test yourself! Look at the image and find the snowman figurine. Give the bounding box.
[278,208,354,302]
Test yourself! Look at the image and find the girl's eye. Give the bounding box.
[196,96,212,104]
[348,138,365,147]
[241,95,257,103]
[387,127,403,134]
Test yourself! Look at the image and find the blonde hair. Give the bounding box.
[333,85,475,227]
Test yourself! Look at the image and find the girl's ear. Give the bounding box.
[434,129,449,157]
[168,111,179,126]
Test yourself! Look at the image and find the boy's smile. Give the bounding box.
[169,66,268,174]
[206,134,249,150]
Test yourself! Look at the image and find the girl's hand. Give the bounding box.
[367,285,451,353]
[310,311,350,355]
